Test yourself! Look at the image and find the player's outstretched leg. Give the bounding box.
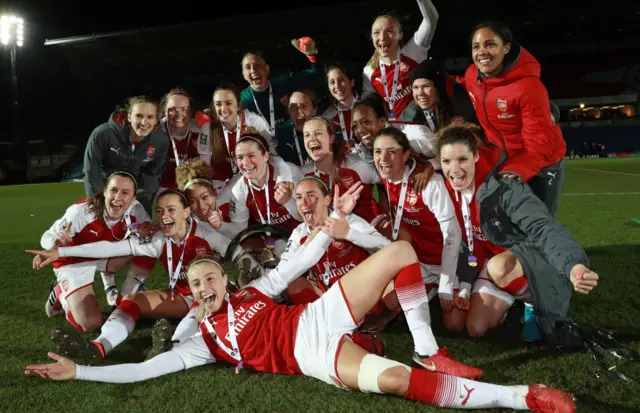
[338,241,482,379]
[335,339,575,412]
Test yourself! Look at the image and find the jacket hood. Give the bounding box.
[107,110,130,140]
[475,43,541,86]
[474,144,503,191]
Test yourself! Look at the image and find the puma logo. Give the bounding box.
[89,229,100,236]
[547,171,557,186]
[461,384,475,406]
[109,147,121,155]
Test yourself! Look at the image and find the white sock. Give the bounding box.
[405,304,439,356]
[100,272,116,291]
[95,308,136,354]
[429,373,530,409]
[394,263,438,356]
[171,307,200,345]
[120,265,150,296]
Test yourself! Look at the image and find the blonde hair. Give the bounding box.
[366,15,403,70]
[186,255,228,322]
[175,159,214,191]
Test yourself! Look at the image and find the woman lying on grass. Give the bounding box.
[26,243,575,412]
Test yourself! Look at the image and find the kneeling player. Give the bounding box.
[38,172,155,332]
[437,123,598,343]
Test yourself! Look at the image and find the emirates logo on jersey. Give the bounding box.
[496,97,508,112]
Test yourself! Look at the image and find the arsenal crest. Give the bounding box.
[342,176,355,188]
[496,97,508,112]
[195,247,207,257]
[146,145,156,157]
[280,94,290,106]
[452,116,464,125]
[333,241,344,250]
[406,191,418,206]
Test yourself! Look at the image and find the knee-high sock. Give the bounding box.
[121,256,156,295]
[171,305,200,345]
[394,262,438,356]
[100,272,116,291]
[405,368,530,410]
[94,300,140,354]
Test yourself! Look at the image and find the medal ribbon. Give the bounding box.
[383,159,415,241]
[222,113,243,174]
[248,167,271,226]
[378,49,402,112]
[251,82,275,135]
[203,293,243,372]
[166,219,193,296]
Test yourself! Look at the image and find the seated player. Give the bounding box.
[286,177,477,371]
[372,127,466,332]
[224,133,303,257]
[26,242,575,413]
[437,123,598,344]
[28,189,257,362]
[38,171,155,332]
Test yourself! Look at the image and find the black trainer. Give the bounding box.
[51,328,104,365]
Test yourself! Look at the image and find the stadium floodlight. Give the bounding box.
[0,14,24,47]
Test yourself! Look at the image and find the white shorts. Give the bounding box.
[420,263,445,301]
[293,280,358,390]
[53,260,108,300]
[472,266,516,306]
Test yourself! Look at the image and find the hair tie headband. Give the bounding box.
[298,176,330,194]
[238,135,267,152]
[183,178,215,192]
[108,171,138,190]
[188,257,226,275]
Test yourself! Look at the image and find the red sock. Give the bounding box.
[405,368,459,407]
[65,310,86,333]
[90,340,106,357]
[501,276,528,296]
[118,299,142,323]
[394,262,427,311]
[289,288,320,304]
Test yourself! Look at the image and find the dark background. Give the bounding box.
[0,0,638,156]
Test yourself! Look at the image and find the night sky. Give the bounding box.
[0,0,638,176]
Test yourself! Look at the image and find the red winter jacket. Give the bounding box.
[460,44,565,182]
